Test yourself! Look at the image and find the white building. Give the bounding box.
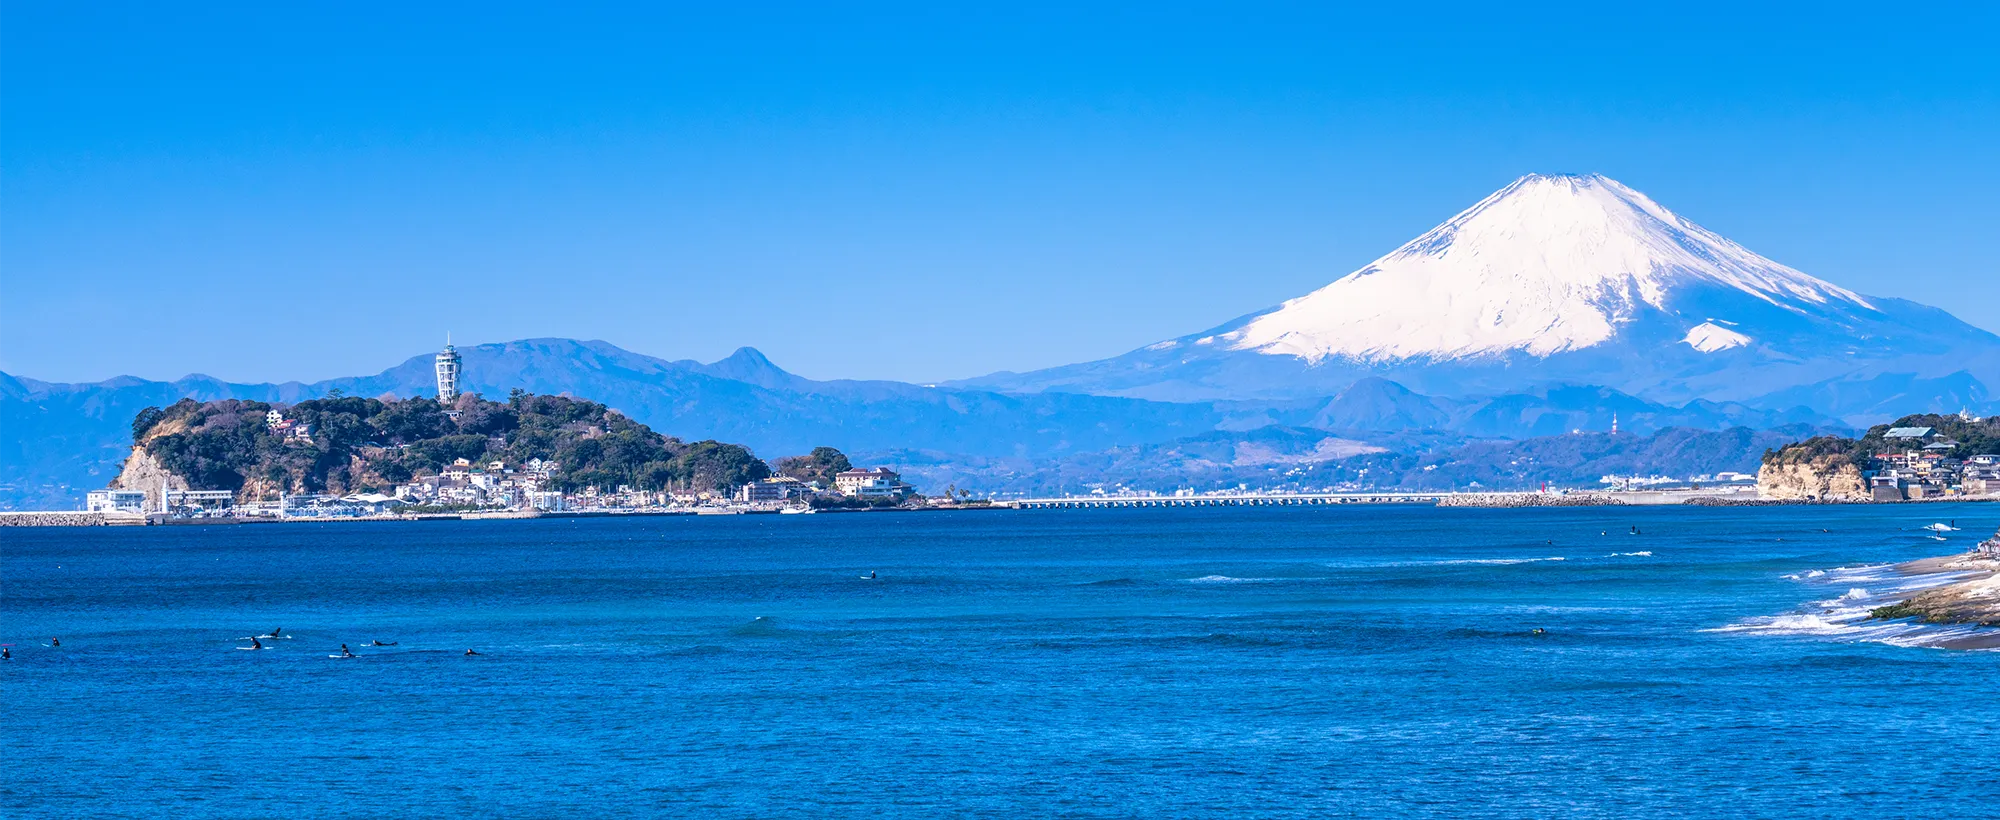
[165,489,236,511]
[86,489,149,514]
[738,476,804,503]
[834,467,909,498]
[338,493,404,514]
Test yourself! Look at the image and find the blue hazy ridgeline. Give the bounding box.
[5,505,2000,818]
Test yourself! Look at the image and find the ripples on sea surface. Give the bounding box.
[5,504,1999,818]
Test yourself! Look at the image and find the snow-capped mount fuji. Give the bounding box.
[1228,173,1874,363]
[963,173,2000,415]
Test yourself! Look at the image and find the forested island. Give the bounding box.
[128,391,775,500]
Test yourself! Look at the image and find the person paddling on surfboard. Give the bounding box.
[251,638,263,650]
[50,637,59,647]
[340,644,354,658]
[3,647,10,660]
[370,640,396,646]
[464,649,481,656]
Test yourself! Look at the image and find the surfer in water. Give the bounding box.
[250,638,263,650]
[370,640,397,646]
[50,637,60,647]
[3,647,10,660]
[464,649,481,656]
[339,644,355,658]
[1531,628,1548,636]
[270,627,282,638]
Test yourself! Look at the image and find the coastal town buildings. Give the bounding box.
[1859,426,1999,500]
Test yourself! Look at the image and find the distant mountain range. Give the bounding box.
[4,338,1842,508]
[7,173,1993,508]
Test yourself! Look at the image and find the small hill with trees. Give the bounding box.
[128,390,775,499]
[773,446,852,488]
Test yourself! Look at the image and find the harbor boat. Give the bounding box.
[778,505,817,515]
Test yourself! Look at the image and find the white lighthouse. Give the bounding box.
[435,337,462,407]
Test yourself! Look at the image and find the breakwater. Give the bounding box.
[1435,493,1622,508]
[0,511,145,527]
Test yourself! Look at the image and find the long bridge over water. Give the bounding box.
[1009,492,1453,509]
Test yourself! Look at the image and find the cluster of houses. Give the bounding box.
[264,409,314,444]
[88,461,918,519]
[1865,426,2000,501]
[394,457,565,510]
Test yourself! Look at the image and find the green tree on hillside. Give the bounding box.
[775,446,852,487]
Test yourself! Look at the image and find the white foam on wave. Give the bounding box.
[1425,556,1567,566]
[1187,575,1278,583]
[1606,551,1653,558]
[1712,614,1856,635]
[1719,561,1997,650]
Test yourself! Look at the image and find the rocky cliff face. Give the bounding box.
[110,446,186,512]
[1756,457,1867,501]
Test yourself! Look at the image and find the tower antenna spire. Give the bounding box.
[435,336,463,414]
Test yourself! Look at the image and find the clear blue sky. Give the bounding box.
[4,2,1996,384]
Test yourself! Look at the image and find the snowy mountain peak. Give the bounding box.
[1225,173,1876,363]
[1682,321,1752,353]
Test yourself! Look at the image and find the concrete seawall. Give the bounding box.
[0,511,147,527]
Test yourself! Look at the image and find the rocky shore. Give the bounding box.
[1870,528,2000,634]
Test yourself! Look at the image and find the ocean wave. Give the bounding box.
[1186,575,1281,583]
[1721,563,1998,651]
[1606,551,1653,558]
[1712,614,1856,636]
[728,616,798,638]
[1423,557,1567,566]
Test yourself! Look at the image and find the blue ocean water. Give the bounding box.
[5,504,1999,819]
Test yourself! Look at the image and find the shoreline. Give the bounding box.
[5,491,1997,526]
[1868,530,2000,645]
[0,505,1008,527]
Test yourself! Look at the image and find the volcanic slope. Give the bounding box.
[961,173,2000,412]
